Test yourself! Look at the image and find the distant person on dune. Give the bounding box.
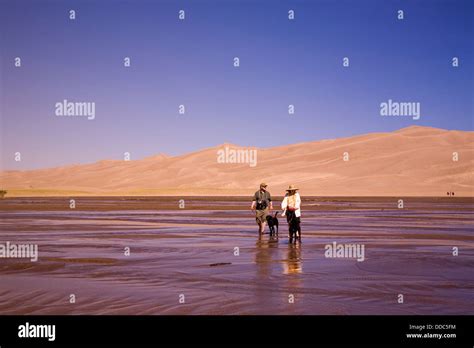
[281,184,302,243]
[251,183,273,235]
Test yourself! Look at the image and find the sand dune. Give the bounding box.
[1,126,473,196]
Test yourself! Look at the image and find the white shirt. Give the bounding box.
[281,193,301,217]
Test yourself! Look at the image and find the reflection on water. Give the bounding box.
[0,197,473,315]
[254,234,303,276]
[253,234,281,311]
[255,234,280,279]
[282,243,302,275]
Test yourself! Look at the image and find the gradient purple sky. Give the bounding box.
[1,0,473,170]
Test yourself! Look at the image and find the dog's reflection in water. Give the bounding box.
[282,243,302,275]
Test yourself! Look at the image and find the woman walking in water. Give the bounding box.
[281,185,302,243]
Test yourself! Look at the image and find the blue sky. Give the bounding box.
[1,0,473,170]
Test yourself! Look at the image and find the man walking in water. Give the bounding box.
[251,183,273,235]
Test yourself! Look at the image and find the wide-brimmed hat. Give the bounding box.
[286,184,299,191]
[260,182,268,188]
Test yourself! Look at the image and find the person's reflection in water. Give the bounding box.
[282,242,302,275]
[281,243,303,313]
[254,234,279,312]
[255,234,279,278]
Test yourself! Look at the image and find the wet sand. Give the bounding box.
[0,197,473,315]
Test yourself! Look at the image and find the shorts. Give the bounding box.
[255,208,269,224]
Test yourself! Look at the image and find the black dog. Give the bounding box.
[266,211,279,236]
[286,210,301,243]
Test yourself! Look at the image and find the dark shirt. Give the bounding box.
[253,190,272,210]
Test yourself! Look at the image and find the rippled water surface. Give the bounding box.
[0,197,473,314]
